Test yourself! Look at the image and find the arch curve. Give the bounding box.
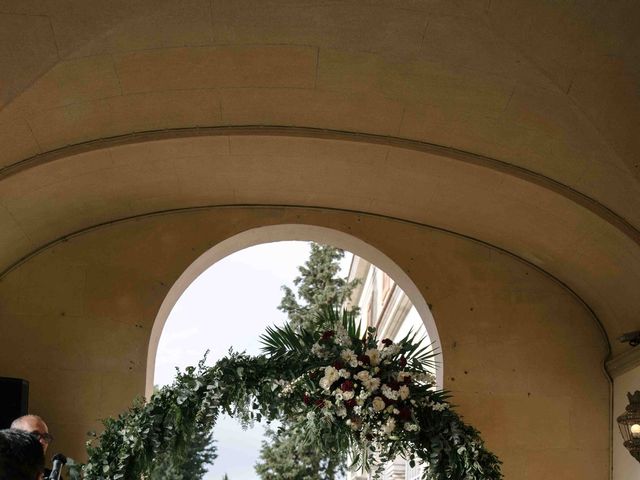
[147,224,442,396]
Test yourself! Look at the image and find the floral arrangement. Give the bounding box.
[76,307,502,480]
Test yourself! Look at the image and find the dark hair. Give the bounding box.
[0,429,44,480]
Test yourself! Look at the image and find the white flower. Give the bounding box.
[415,372,436,384]
[356,370,380,392]
[334,391,344,401]
[320,366,340,390]
[372,396,386,412]
[335,325,352,347]
[382,384,399,400]
[404,423,419,432]
[324,366,339,380]
[311,342,328,358]
[343,390,355,401]
[341,349,358,367]
[339,369,351,379]
[381,343,402,358]
[399,385,410,400]
[306,411,316,421]
[366,348,381,366]
[431,402,449,412]
[382,417,396,435]
[336,407,347,418]
[368,377,381,392]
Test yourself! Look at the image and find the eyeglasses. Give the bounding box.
[30,431,53,443]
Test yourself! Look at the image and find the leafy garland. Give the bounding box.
[77,308,502,480]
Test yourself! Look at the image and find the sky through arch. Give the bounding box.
[154,241,352,479]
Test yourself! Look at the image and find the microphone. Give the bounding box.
[48,453,67,480]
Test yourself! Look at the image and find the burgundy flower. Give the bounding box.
[398,407,412,421]
[321,330,335,341]
[309,371,318,379]
[358,354,371,365]
[345,398,357,409]
[341,380,354,391]
[314,399,325,408]
[381,338,393,346]
[399,356,407,367]
[387,380,400,390]
[333,360,345,370]
[401,375,412,385]
[303,393,311,405]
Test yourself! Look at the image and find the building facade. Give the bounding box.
[346,255,429,480]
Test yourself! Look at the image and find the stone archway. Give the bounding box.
[146,224,443,397]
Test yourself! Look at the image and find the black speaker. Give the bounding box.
[0,377,29,429]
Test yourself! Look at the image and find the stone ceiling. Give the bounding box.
[0,0,638,355]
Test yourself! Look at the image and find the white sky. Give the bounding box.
[154,241,352,480]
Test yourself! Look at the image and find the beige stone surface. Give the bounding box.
[0,1,637,476]
[0,207,610,477]
[0,133,637,360]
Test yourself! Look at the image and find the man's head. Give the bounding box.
[0,429,45,480]
[10,416,51,453]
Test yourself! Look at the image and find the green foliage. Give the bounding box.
[77,307,501,480]
[255,426,345,480]
[257,243,356,479]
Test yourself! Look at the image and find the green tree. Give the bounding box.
[278,243,358,332]
[255,243,359,479]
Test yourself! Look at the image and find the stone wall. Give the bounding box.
[0,206,609,478]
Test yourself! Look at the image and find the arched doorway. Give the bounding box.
[146,224,442,398]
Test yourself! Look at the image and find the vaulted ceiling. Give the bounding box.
[0,0,638,355]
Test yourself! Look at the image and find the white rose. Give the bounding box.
[343,390,355,400]
[356,370,370,382]
[336,407,347,418]
[372,396,386,412]
[324,366,339,380]
[319,378,331,390]
[339,369,351,379]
